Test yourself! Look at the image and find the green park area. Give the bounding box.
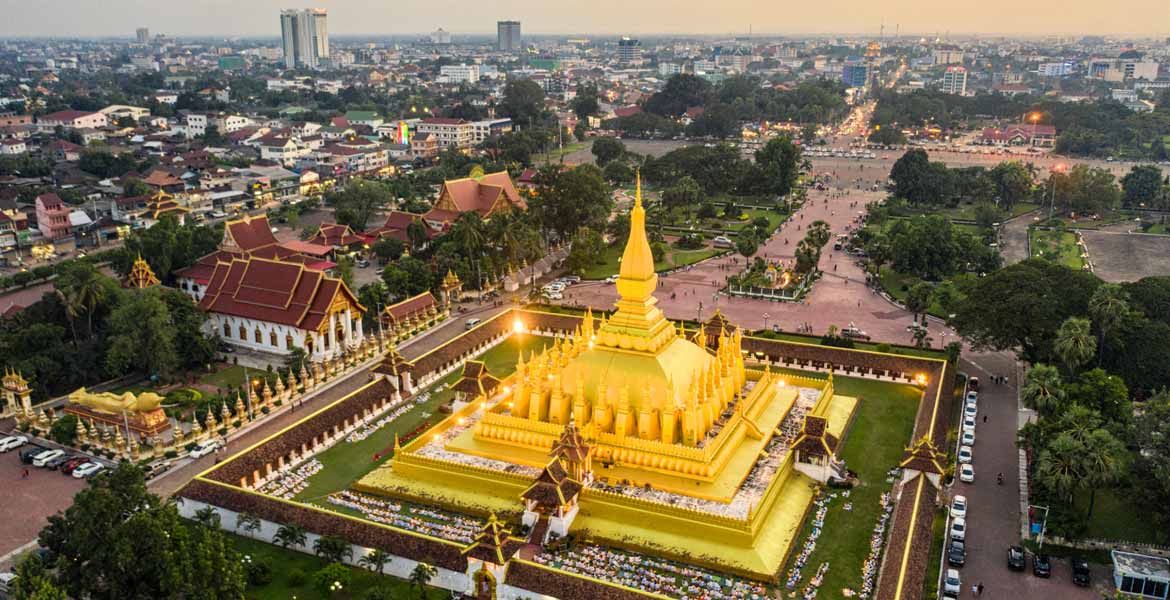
[891,200,1041,223]
[579,244,723,280]
[226,530,448,600]
[1029,228,1086,269]
[776,371,922,597]
[291,335,553,503]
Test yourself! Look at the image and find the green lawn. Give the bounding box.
[893,201,1040,222]
[225,530,447,600]
[777,372,923,596]
[921,507,949,599]
[1078,487,1162,545]
[293,335,553,502]
[198,365,280,391]
[1029,229,1085,269]
[877,267,953,319]
[579,244,722,280]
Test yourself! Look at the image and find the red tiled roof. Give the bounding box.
[383,292,438,324]
[226,215,279,251]
[197,257,363,330]
[36,193,65,210]
[422,117,467,125]
[279,240,333,256]
[613,105,642,118]
[434,171,526,220]
[41,110,99,122]
[309,223,364,247]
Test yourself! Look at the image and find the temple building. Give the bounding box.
[196,257,365,362]
[422,170,527,230]
[175,214,335,300]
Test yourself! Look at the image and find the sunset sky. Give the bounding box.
[0,0,1166,38]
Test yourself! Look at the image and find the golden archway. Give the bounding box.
[473,567,496,600]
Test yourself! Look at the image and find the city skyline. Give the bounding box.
[0,0,1165,38]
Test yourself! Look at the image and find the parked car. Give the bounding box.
[60,457,90,475]
[1007,546,1026,571]
[961,430,976,446]
[464,318,482,330]
[947,540,967,567]
[1033,553,1051,578]
[962,416,976,434]
[964,404,978,419]
[560,275,581,284]
[0,435,27,452]
[968,377,980,392]
[605,275,618,283]
[189,439,221,459]
[958,445,973,464]
[44,453,74,470]
[1071,557,1091,586]
[32,449,65,467]
[943,568,962,597]
[950,495,968,519]
[0,571,17,594]
[543,291,563,301]
[959,463,975,483]
[19,447,48,464]
[355,259,370,268]
[72,462,105,479]
[712,236,734,248]
[966,391,978,403]
[950,517,967,541]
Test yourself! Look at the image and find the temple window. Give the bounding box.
[286,335,294,350]
[254,328,262,343]
[222,323,230,338]
[269,331,278,347]
[238,325,246,339]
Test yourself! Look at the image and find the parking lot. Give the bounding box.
[0,439,88,561]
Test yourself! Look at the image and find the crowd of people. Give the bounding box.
[256,458,322,500]
[324,490,480,543]
[346,400,412,444]
[786,491,844,591]
[856,491,894,598]
[534,544,769,600]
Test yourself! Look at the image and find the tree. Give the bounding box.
[1132,391,1170,541]
[10,554,66,600]
[889,149,934,206]
[121,177,151,198]
[104,288,180,379]
[1035,432,1086,503]
[1054,317,1096,374]
[39,463,246,600]
[602,160,633,184]
[1121,164,1164,208]
[1088,283,1131,361]
[313,535,354,564]
[358,549,391,574]
[565,227,605,275]
[735,234,758,259]
[409,562,437,600]
[749,136,802,198]
[498,79,546,127]
[235,512,262,539]
[661,175,701,219]
[570,84,600,120]
[194,506,221,529]
[1051,164,1121,214]
[1021,364,1065,419]
[312,563,352,597]
[644,74,712,117]
[591,137,626,166]
[327,178,390,231]
[905,283,934,325]
[530,164,612,241]
[382,256,434,299]
[1065,368,1131,428]
[274,523,307,550]
[1081,427,1127,520]
[372,237,405,263]
[988,161,1033,210]
[949,259,1100,363]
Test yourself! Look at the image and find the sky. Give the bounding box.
[0,0,1166,38]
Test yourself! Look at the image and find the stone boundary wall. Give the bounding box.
[504,559,669,600]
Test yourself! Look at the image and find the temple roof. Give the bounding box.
[790,415,839,458]
[383,291,438,323]
[899,436,947,475]
[124,255,160,289]
[521,459,583,509]
[197,257,364,330]
[550,420,592,463]
[461,513,525,564]
[450,360,501,398]
[433,171,526,220]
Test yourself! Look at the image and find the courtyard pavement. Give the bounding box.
[0,446,87,564]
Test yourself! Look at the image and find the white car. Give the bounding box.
[72,462,105,479]
[959,463,975,483]
[961,430,976,446]
[0,435,27,452]
[950,495,968,519]
[966,390,978,403]
[958,445,973,464]
[189,439,221,458]
[32,449,64,467]
[950,517,967,542]
[543,283,565,293]
[543,292,563,301]
[963,404,978,419]
[605,275,618,284]
[962,416,976,434]
[943,568,962,596]
[965,395,978,410]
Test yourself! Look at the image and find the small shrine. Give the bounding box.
[2,368,33,419]
[449,361,500,407]
[899,435,948,487]
[63,387,170,435]
[440,269,462,308]
[790,414,843,483]
[461,514,525,600]
[124,254,161,289]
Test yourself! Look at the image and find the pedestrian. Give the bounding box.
[21,467,29,479]
[983,414,987,423]
[977,582,984,596]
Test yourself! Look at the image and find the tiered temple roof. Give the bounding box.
[521,459,583,510]
[124,255,160,289]
[450,361,501,399]
[175,215,334,285]
[197,257,363,331]
[789,415,839,458]
[461,513,526,565]
[899,435,947,475]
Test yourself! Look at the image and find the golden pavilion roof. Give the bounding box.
[125,255,160,289]
[461,513,525,564]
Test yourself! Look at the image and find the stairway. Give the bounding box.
[528,514,551,546]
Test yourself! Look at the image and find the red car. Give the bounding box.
[60,457,90,475]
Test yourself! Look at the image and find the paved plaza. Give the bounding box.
[0,446,87,561]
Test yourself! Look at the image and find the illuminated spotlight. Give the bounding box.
[915,374,928,386]
[457,417,465,425]
[513,319,525,333]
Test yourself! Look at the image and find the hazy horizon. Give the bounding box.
[0,0,1165,39]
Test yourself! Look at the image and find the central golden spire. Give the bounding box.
[599,170,674,352]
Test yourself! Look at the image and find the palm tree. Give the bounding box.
[193,507,221,529]
[1082,428,1127,520]
[1053,317,1096,374]
[451,212,487,290]
[313,535,353,564]
[274,523,307,550]
[358,549,391,574]
[54,288,83,346]
[1021,364,1065,418]
[235,512,262,539]
[1088,284,1130,363]
[1035,432,1086,503]
[71,267,109,338]
[409,562,437,600]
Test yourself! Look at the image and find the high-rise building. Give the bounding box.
[280,8,329,69]
[941,66,968,95]
[497,20,521,52]
[430,28,451,44]
[618,37,643,67]
[136,28,149,43]
[842,61,869,88]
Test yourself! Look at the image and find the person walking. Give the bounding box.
[977,582,984,596]
[21,467,29,479]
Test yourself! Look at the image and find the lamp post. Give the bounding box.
[763,312,770,332]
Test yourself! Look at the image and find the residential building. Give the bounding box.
[430,28,451,44]
[932,47,964,65]
[497,20,521,52]
[416,118,474,149]
[257,134,311,167]
[1088,58,1160,82]
[618,38,644,67]
[38,110,107,131]
[343,110,383,129]
[941,66,968,95]
[471,118,512,144]
[658,62,682,77]
[411,132,438,159]
[136,27,149,43]
[99,104,151,122]
[1038,62,1074,77]
[35,193,72,241]
[439,64,481,84]
[280,8,329,69]
[0,139,27,155]
[0,208,29,256]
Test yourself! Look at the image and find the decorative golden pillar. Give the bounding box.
[262,381,274,409]
[234,394,247,423]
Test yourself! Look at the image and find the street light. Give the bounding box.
[763,312,770,332]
